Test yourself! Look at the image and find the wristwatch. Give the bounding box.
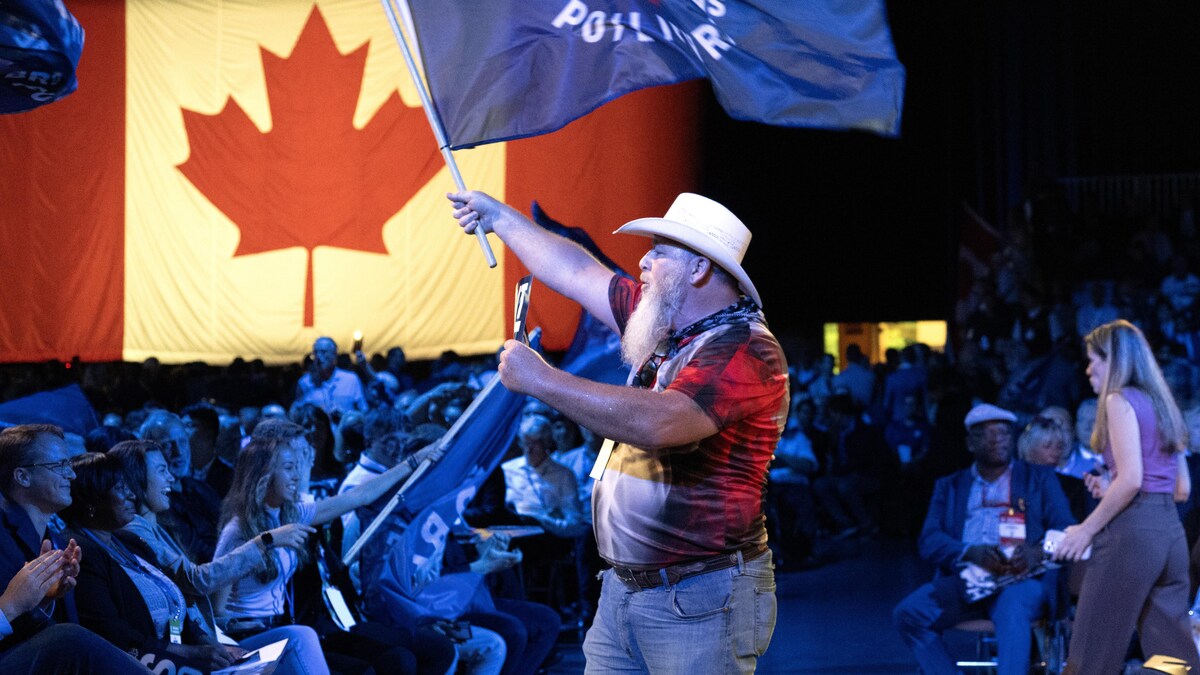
[260,531,274,547]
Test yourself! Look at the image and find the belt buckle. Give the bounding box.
[614,567,659,590]
[632,569,657,589]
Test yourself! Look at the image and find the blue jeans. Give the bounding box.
[583,550,776,674]
[0,623,148,674]
[240,624,329,675]
[893,576,1048,675]
[465,598,560,675]
[457,625,507,675]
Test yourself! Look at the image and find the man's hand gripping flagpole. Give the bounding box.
[379,0,497,268]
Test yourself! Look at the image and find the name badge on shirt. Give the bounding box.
[169,616,183,645]
[998,510,1026,558]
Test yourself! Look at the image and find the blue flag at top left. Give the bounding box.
[0,0,84,113]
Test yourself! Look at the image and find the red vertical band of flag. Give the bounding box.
[505,83,702,352]
[0,0,125,362]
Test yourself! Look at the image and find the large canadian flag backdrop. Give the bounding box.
[0,0,699,363]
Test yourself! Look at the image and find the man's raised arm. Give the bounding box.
[448,191,618,332]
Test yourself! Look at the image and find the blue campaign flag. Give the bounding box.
[363,484,492,624]
[403,0,906,148]
[0,384,99,436]
[0,0,84,113]
[359,339,533,621]
[396,375,527,522]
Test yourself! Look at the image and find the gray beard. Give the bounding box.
[620,269,687,369]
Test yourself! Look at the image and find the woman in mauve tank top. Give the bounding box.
[1054,319,1199,673]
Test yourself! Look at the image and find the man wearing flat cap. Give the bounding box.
[894,403,1074,675]
[448,190,788,673]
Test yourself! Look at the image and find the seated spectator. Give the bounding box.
[1060,398,1103,479]
[768,396,819,568]
[83,425,135,455]
[208,412,244,498]
[1018,412,1093,522]
[384,347,417,394]
[884,393,931,466]
[238,406,262,438]
[338,428,442,583]
[813,394,889,538]
[367,372,401,410]
[63,452,328,674]
[502,416,587,538]
[807,353,836,408]
[406,382,476,430]
[216,419,417,630]
[553,422,601,512]
[1011,285,1054,358]
[295,337,367,419]
[0,425,145,673]
[261,403,288,420]
[290,403,349,488]
[216,418,459,673]
[141,411,222,563]
[1075,282,1119,338]
[1162,253,1200,315]
[882,345,928,424]
[893,404,1074,675]
[833,344,875,411]
[109,440,310,639]
[183,403,237,500]
[341,434,511,675]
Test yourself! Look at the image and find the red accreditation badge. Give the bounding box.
[998,509,1026,559]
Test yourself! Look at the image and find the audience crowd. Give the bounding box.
[4,207,1200,672]
[0,341,594,674]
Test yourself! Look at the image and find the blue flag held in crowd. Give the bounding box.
[402,0,906,148]
[0,0,84,113]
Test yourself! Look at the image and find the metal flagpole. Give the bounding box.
[380,0,497,268]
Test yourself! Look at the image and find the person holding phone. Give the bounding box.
[1053,320,1199,672]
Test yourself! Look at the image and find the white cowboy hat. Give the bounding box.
[613,193,762,307]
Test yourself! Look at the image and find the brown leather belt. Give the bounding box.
[610,544,769,591]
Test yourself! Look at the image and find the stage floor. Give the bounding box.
[549,537,929,674]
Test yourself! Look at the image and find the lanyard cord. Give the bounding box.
[81,528,185,628]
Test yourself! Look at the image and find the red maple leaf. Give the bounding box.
[178,6,441,327]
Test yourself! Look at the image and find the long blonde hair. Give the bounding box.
[1085,320,1188,453]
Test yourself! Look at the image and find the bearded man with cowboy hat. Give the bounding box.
[447,190,789,674]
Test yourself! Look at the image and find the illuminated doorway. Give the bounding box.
[823,321,947,369]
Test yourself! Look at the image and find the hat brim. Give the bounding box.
[614,217,762,308]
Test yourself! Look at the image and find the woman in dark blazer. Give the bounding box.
[63,452,328,675]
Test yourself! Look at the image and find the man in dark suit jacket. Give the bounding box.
[893,405,1075,675]
[0,424,144,673]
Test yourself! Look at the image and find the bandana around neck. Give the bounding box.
[633,297,765,389]
[665,297,765,357]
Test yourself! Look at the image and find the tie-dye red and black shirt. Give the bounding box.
[594,276,789,568]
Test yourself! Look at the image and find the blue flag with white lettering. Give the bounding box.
[0,0,84,113]
[404,0,906,148]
